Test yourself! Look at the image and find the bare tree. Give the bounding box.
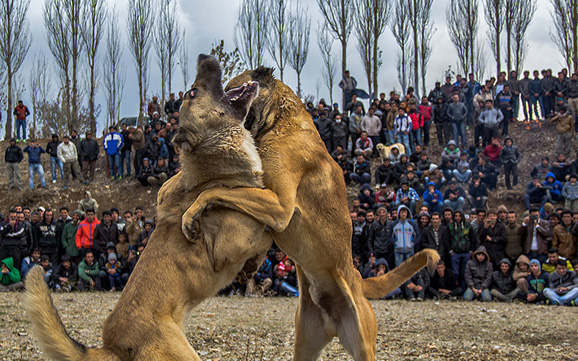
[180,29,190,91]
[317,0,354,106]
[44,0,84,132]
[317,23,338,104]
[268,0,290,81]
[103,5,125,129]
[391,0,410,93]
[509,0,536,73]
[28,53,51,138]
[418,0,434,96]
[127,0,154,125]
[484,0,505,76]
[288,5,311,99]
[234,0,268,69]
[155,0,181,102]
[210,40,246,85]
[354,0,391,99]
[0,0,32,139]
[447,0,480,78]
[81,0,105,135]
[550,0,578,73]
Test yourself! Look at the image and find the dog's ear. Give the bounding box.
[194,54,224,100]
[251,67,275,86]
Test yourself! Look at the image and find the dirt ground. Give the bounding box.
[2,292,577,361]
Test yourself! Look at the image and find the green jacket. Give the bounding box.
[448,221,475,254]
[1,257,22,285]
[78,259,99,282]
[61,221,80,257]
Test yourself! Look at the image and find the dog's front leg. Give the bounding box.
[181,186,296,241]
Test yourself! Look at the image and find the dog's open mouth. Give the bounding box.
[225,81,259,103]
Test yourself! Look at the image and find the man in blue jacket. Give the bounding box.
[423,182,444,214]
[543,172,564,203]
[390,205,418,267]
[103,126,124,180]
[22,140,46,189]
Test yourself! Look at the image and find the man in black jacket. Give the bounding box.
[94,210,120,255]
[419,212,450,265]
[46,134,63,183]
[367,207,394,269]
[478,210,507,270]
[5,138,23,190]
[0,209,29,270]
[474,156,498,190]
[36,209,59,265]
[80,132,99,183]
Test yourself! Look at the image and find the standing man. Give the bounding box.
[103,126,124,180]
[339,70,357,108]
[164,93,178,118]
[446,94,468,149]
[23,140,46,189]
[130,126,146,178]
[120,124,132,177]
[57,135,82,189]
[46,134,63,183]
[520,71,532,122]
[79,132,99,183]
[13,100,30,142]
[5,138,23,191]
[360,107,382,156]
[509,70,521,121]
[75,208,101,259]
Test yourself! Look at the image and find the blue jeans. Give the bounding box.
[453,169,472,183]
[410,129,421,153]
[350,172,371,185]
[397,133,411,156]
[395,250,414,268]
[451,122,467,148]
[543,287,578,305]
[28,163,46,189]
[16,119,26,140]
[121,150,131,176]
[530,95,544,119]
[463,287,492,301]
[451,252,471,289]
[423,201,444,214]
[394,200,416,214]
[50,156,63,181]
[108,154,123,177]
[444,198,465,211]
[386,130,396,145]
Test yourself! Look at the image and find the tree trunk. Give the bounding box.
[138,66,144,127]
[5,68,13,140]
[341,38,347,108]
[574,1,578,73]
[495,7,501,76]
[90,64,96,135]
[297,70,302,99]
[72,56,78,133]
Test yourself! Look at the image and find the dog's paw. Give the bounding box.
[181,212,201,242]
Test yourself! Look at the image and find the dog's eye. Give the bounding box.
[186,88,197,99]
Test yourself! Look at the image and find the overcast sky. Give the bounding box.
[14,0,563,133]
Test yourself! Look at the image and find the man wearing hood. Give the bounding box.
[512,254,531,294]
[357,184,375,211]
[441,140,460,164]
[479,210,507,270]
[423,182,444,214]
[392,154,410,184]
[463,246,493,301]
[490,258,519,302]
[46,134,63,183]
[391,205,418,267]
[499,137,521,189]
[543,172,564,204]
[0,257,23,291]
[517,259,549,303]
[78,191,99,217]
[543,259,578,305]
[448,210,475,289]
[366,257,402,298]
[562,173,578,211]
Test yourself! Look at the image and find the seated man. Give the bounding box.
[422,164,446,189]
[517,259,549,304]
[490,258,519,302]
[351,155,371,185]
[401,169,424,195]
[453,152,472,184]
[374,157,395,186]
[463,246,493,301]
[543,259,578,305]
[524,176,548,210]
[20,248,41,280]
[366,258,402,299]
[136,157,154,186]
[51,255,78,291]
[423,182,444,214]
[0,257,23,291]
[78,251,101,291]
[543,172,564,203]
[357,184,376,211]
[512,255,531,295]
[542,247,574,274]
[428,260,463,300]
[562,173,578,212]
[530,156,552,180]
[474,156,498,190]
[551,153,571,182]
[337,155,353,185]
[247,257,273,295]
[354,131,374,158]
[404,268,429,301]
[394,181,419,215]
[444,181,466,211]
[147,158,169,186]
[467,175,488,211]
[375,184,395,209]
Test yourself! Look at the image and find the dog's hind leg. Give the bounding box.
[293,268,333,361]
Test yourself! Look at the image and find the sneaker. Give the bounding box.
[118,176,123,180]
[52,179,56,183]
[110,176,116,180]
[409,297,416,302]
[571,300,576,307]
[416,297,424,302]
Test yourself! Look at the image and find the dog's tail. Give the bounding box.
[362,249,440,299]
[23,266,119,361]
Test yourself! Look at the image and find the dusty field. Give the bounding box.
[2,292,577,361]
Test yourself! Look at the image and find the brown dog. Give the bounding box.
[181,68,439,361]
[24,55,272,361]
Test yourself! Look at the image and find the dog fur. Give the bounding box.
[23,55,272,361]
[181,68,439,361]
[376,142,406,160]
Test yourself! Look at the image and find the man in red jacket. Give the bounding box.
[483,137,503,167]
[75,208,101,259]
[418,97,433,147]
[13,100,30,141]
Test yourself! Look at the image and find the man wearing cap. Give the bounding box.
[103,126,124,180]
[5,138,23,191]
[79,132,99,183]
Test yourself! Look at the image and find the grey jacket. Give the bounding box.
[465,246,493,289]
[447,102,468,123]
[479,108,504,129]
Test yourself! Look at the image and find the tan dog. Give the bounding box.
[181,68,439,361]
[24,55,272,361]
[376,142,406,160]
